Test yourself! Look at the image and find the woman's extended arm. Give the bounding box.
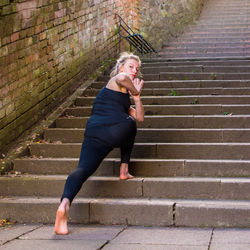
[129,96,144,122]
[115,73,141,95]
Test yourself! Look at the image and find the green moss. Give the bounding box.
[1,14,15,37]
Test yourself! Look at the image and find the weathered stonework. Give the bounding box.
[139,0,205,50]
[0,0,140,157]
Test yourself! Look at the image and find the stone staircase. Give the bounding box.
[1,0,250,227]
[160,0,250,59]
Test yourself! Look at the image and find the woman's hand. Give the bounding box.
[132,78,143,95]
[129,78,143,98]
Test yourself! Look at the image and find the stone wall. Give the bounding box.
[0,0,140,154]
[139,0,205,49]
[0,0,204,156]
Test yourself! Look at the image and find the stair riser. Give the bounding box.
[143,66,250,74]
[56,117,88,128]
[167,43,250,48]
[0,178,142,199]
[0,200,90,224]
[160,53,250,58]
[175,204,250,227]
[14,159,113,176]
[163,49,250,55]
[160,73,250,81]
[1,199,248,227]
[98,73,250,82]
[199,16,250,20]
[198,17,250,21]
[91,80,250,89]
[65,105,250,116]
[83,87,250,96]
[182,33,250,38]
[30,144,250,160]
[14,159,250,178]
[0,199,173,226]
[143,180,250,200]
[142,116,250,129]
[44,129,250,143]
[143,60,250,67]
[142,57,250,63]
[187,28,250,33]
[2,177,250,200]
[55,116,250,129]
[76,96,250,106]
[175,38,250,43]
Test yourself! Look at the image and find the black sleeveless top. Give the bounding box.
[84,87,133,138]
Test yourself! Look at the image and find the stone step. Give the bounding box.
[143,60,250,67]
[164,43,250,49]
[43,128,250,143]
[163,48,250,55]
[203,7,250,10]
[201,11,250,15]
[90,80,250,89]
[64,104,250,116]
[159,53,250,59]
[29,142,250,160]
[83,88,250,97]
[199,14,250,18]
[98,72,250,81]
[198,17,250,22]
[1,175,250,200]
[142,56,250,63]
[187,28,250,33]
[178,32,250,38]
[159,72,250,80]
[142,66,250,74]
[13,158,250,177]
[175,37,250,43]
[55,115,250,129]
[76,95,250,106]
[0,197,249,227]
[194,21,250,26]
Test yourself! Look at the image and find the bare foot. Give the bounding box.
[120,173,134,180]
[54,200,70,235]
[120,163,134,180]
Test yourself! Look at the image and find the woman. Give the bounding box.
[54,52,144,235]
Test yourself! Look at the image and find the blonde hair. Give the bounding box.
[110,52,142,78]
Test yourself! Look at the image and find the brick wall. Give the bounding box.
[139,0,205,49]
[0,0,140,154]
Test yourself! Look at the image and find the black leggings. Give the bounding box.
[61,118,136,204]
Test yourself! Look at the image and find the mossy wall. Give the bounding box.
[0,0,140,155]
[0,0,204,156]
[139,0,205,50]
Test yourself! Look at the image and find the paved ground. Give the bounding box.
[0,224,250,249]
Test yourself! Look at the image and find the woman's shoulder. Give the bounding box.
[106,75,128,94]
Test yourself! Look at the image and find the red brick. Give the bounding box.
[55,8,66,18]
[16,0,37,11]
[2,36,11,46]
[39,32,47,41]
[37,16,43,25]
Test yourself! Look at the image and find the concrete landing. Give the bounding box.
[0,224,250,250]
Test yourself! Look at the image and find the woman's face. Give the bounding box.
[119,59,140,80]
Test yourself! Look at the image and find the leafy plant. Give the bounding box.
[168,89,180,96]
[223,112,234,116]
[190,98,199,104]
[211,73,217,80]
